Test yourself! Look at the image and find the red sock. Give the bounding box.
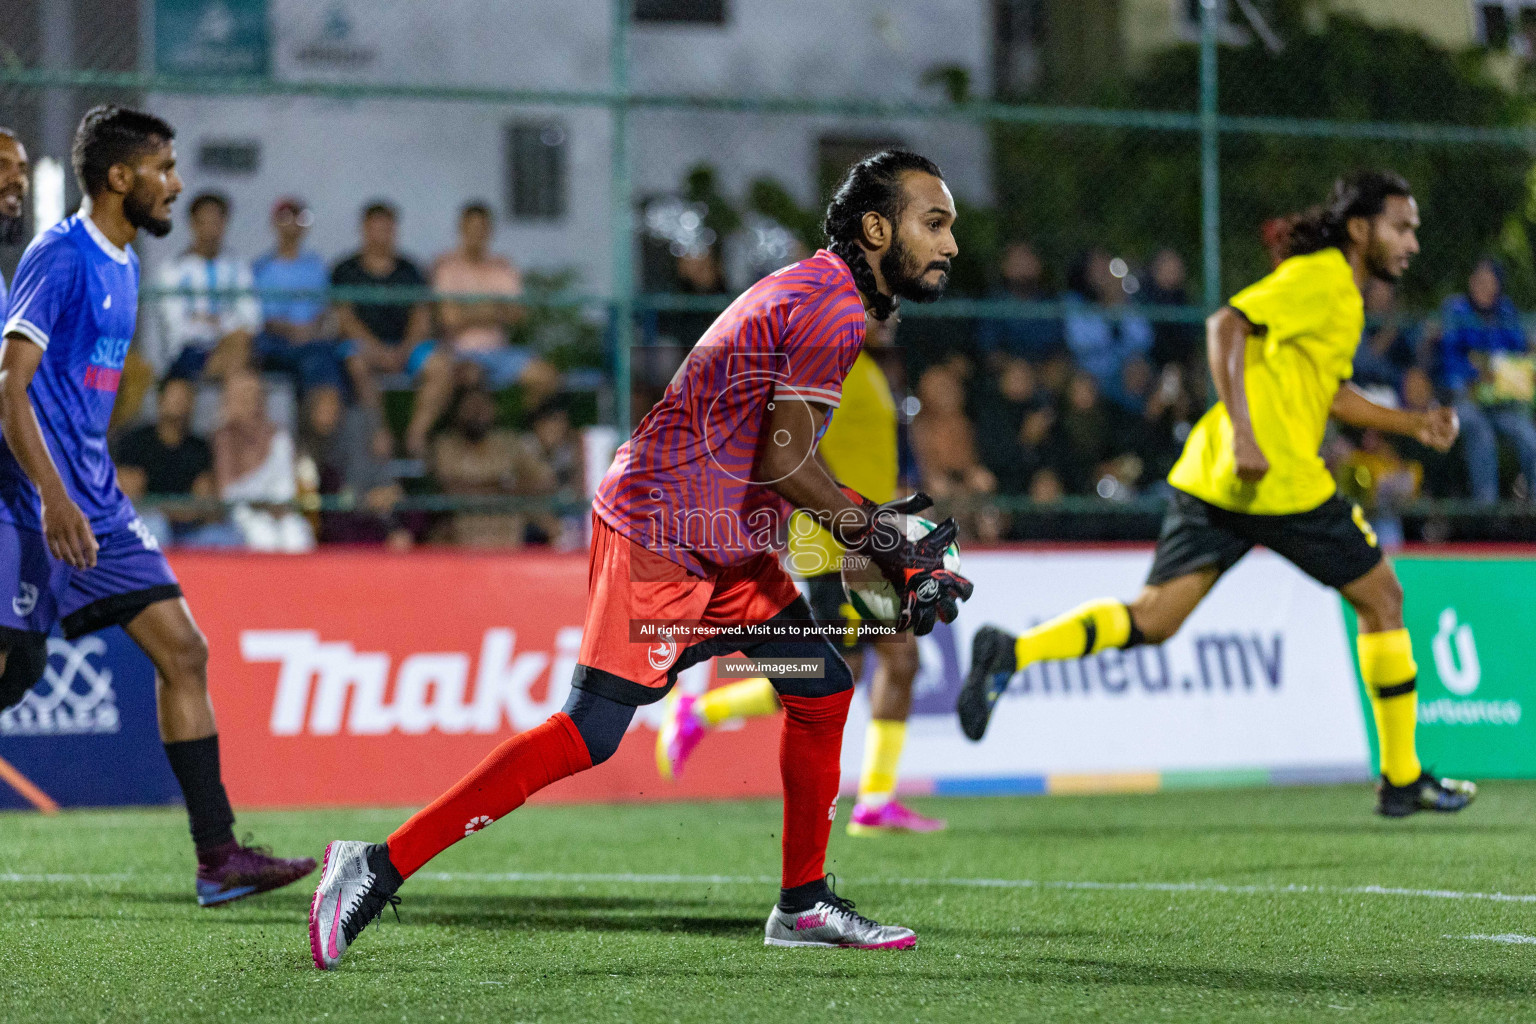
[387,713,591,879]
[777,689,853,889]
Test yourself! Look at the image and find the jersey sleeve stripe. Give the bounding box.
[777,384,842,406]
[2,316,48,350]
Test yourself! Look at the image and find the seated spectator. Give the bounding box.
[1337,427,1421,550]
[297,384,411,548]
[1353,277,1419,393]
[976,239,1061,360]
[113,376,226,545]
[156,192,260,381]
[1395,367,1463,499]
[1435,258,1536,503]
[333,201,434,420]
[431,387,546,547]
[911,365,996,537]
[973,356,1052,495]
[1064,248,1152,405]
[1143,248,1201,371]
[515,398,587,548]
[1051,369,1137,496]
[213,370,314,551]
[409,202,558,455]
[252,197,344,395]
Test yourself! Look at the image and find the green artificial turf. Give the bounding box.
[4,784,1536,1022]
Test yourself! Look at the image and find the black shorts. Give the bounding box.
[805,572,865,651]
[1146,489,1383,590]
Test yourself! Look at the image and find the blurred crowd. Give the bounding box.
[115,193,586,552]
[115,189,1536,551]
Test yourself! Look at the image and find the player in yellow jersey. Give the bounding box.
[959,170,1477,818]
[655,313,944,834]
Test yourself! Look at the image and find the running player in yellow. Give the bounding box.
[959,170,1476,818]
[655,313,943,834]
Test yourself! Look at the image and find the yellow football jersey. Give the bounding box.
[1168,247,1364,515]
[786,349,898,578]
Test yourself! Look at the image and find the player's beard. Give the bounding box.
[124,181,173,238]
[880,232,950,304]
[0,212,23,246]
[1365,233,1403,283]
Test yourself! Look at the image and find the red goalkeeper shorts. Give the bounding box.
[574,514,801,705]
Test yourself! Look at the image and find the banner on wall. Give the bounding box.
[840,549,1372,793]
[1348,557,1536,778]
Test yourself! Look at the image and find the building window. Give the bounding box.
[1474,2,1536,50]
[634,0,726,25]
[505,120,568,221]
[994,0,1047,97]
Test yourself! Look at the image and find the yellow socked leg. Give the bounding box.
[1358,628,1421,787]
[696,677,781,726]
[1015,598,1132,669]
[856,719,906,807]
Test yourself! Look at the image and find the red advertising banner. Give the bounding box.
[172,551,783,808]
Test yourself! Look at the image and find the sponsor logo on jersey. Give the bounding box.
[0,635,120,736]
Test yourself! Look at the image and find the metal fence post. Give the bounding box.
[611,0,634,434]
[1199,0,1221,311]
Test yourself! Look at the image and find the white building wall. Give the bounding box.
[141,0,990,296]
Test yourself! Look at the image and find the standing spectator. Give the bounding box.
[112,376,224,545]
[332,202,434,422]
[296,384,410,547]
[213,370,313,551]
[1435,258,1536,503]
[431,387,543,547]
[252,196,344,395]
[408,202,558,455]
[156,191,260,381]
[1143,248,1201,372]
[976,239,1061,360]
[1063,248,1152,405]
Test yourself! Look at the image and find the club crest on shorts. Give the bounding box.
[12,582,38,617]
[647,632,679,672]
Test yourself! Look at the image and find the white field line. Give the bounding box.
[5,870,1536,908]
[1449,934,1536,944]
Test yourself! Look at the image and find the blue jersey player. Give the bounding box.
[0,107,314,905]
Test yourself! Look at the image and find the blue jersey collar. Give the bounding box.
[77,211,132,265]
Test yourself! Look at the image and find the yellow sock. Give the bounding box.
[1358,628,1422,786]
[695,677,780,727]
[1015,599,1132,669]
[857,719,906,805]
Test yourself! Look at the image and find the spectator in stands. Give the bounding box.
[214,369,314,551]
[157,191,260,381]
[911,364,996,537]
[1397,367,1462,499]
[408,202,558,456]
[431,386,543,547]
[1063,248,1152,406]
[296,384,410,547]
[1435,257,1536,503]
[973,356,1052,495]
[976,239,1061,360]
[252,196,344,395]
[515,398,586,548]
[1143,248,1201,373]
[1051,369,1137,496]
[332,201,433,422]
[1353,277,1419,394]
[113,376,225,546]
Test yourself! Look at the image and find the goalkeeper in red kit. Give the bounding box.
[309,150,973,967]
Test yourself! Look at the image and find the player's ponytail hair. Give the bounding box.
[824,149,944,321]
[1286,170,1412,258]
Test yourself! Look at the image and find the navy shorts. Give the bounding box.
[0,516,182,646]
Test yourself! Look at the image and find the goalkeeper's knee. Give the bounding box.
[0,634,48,712]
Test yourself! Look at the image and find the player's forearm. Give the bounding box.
[1207,307,1258,442]
[0,380,70,503]
[1330,383,1419,436]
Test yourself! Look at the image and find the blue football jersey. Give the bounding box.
[0,214,139,532]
